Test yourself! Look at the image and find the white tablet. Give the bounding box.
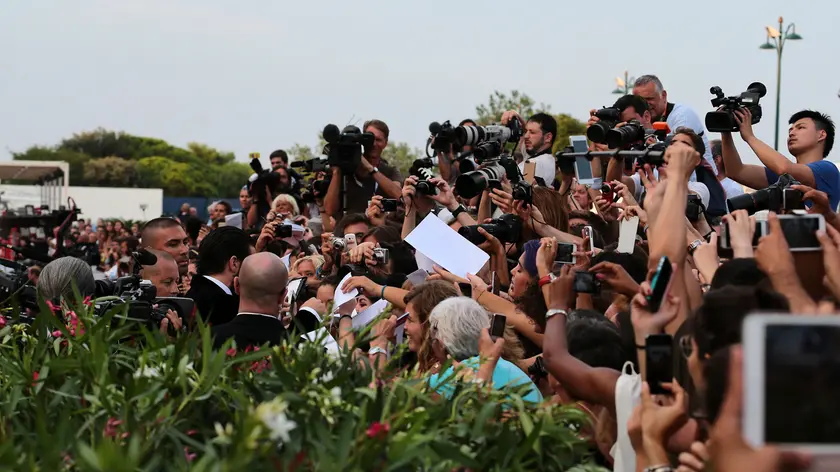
[743,314,840,454]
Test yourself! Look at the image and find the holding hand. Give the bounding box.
[755,212,795,279]
[366,195,387,226]
[733,108,756,142]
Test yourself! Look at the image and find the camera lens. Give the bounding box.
[458,225,487,245]
[454,125,485,147]
[415,180,438,196]
[455,163,505,199]
[606,122,645,149]
[473,141,502,160]
[586,122,612,144]
[726,191,766,214]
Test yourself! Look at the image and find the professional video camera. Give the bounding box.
[290,157,329,174]
[726,173,803,215]
[94,250,192,333]
[586,107,621,144]
[248,153,281,204]
[0,258,38,318]
[705,82,767,133]
[458,214,522,245]
[323,124,375,174]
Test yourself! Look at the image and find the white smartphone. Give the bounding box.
[344,233,357,251]
[743,314,840,455]
[617,217,639,254]
[570,135,601,188]
[773,214,825,252]
[552,242,577,272]
[582,225,595,255]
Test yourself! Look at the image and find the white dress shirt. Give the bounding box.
[203,275,232,295]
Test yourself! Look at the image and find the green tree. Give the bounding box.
[287,144,317,163]
[187,142,236,166]
[83,157,138,187]
[552,113,588,154]
[212,161,254,197]
[11,146,91,185]
[382,142,422,176]
[475,90,551,125]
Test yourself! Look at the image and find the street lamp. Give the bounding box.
[759,16,803,150]
[612,70,635,95]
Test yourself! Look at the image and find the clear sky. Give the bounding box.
[2,0,839,167]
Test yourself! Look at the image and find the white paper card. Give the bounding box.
[224,212,243,229]
[405,215,489,279]
[301,328,340,357]
[414,250,436,273]
[332,272,360,314]
[407,268,429,287]
[352,299,389,330]
[280,254,291,269]
[617,217,640,254]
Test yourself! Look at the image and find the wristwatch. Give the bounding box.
[369,346,388,356]
[538,273,557,288]
[545,308,569,321]
[450,204,467,219]
[370,167,380,176]
[687,239,704,256]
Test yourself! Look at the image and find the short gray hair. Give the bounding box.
[37,257,96,301]
[429,297,490,361]
[634,75,664,93]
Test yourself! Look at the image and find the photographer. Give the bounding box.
[139,250,180,298]
[721,108,839,210]
[324,119,403,219]
[632,75,717,173]
[269,149,303,193]
[500,111,557,186]
[400,175,477,239]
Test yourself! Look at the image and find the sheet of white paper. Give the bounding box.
[280,254,291,269]
[224,212,243,229]
[352,299,389,330]
[617,217,640,254]
[414,251,435,273]
[407,268,429,287]
[405,215,489,279]
[332,272,359,314]
[301,328,340,357]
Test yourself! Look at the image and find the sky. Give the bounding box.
[2,0,840,169]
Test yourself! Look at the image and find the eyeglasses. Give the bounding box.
[679,335,694,359]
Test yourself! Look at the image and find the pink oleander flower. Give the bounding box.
[52,330,63,338]
[82,295,92,307]
[0,315,6,327]
[365,421,390,440]
[226,347,237,357]
[184,446,197,462]
[45,300,60,314]
[103,417,122,438]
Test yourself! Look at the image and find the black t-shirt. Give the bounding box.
[342,159,402,215]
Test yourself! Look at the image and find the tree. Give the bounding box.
[382,142,422,176]
[287,144,317,163]
[83,157,138,187]
[475,90,551,126]
[552,113,588,154]
[187,142,236,166]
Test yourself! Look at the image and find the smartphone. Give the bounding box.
[396,312,410,327]
[743,314,840,452]
[774,214,824,252]
[553,243,577,265]
[490,313,506,340]
[570,135,602,188]
[457,282,473,298]
[617,216,640,254]
[645,334,673,395]
[646,256,673,313]
[381,199,399,212]
[573,271,600,294]
[720,220,765,249]
[344,233,357,251]
[582,226,594,255]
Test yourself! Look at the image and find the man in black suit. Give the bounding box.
[186,226,254,327]
[211,252,289,350]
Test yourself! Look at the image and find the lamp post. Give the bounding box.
[759,16,803,150]
[612,71,635,95]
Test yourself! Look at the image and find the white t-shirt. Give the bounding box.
[518,153,556,185]
[720,177,745,199]
[667,103,718,175]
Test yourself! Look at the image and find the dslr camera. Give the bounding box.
[322,124,375,174]
[705,82,767,133]
[726,173,803,215]
[428,121,458,155]
[409,161,439,197]
[458,214,522,245]
[454,121,523,157]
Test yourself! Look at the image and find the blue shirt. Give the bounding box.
[765,161,840,211]
[427,357,543,403]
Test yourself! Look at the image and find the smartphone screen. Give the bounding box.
[573,271,599,294]
[776,215,822,250]
[458,282,473,298]
[645,334,673,395]
[285,277,305,306]
[575,156,593,182]
[646,256,672,312]
[583,226,594,254]
[490,313,506,339]
[554,243,577,265]
[763,323,840,444]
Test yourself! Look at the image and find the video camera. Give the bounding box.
[0,258,38,319]
[458,214,522,246]
[94,250,192,333]
[248,153,281,204]
[427,121,457,155]
[290,157,329,174]
[705,82,766,133]
[323,124,375,174]
[726,173,803,215]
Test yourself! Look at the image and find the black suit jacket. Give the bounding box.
[211,314,287,350]
[185,275,240,327]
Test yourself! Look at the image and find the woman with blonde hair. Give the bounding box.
[270,194,300,218]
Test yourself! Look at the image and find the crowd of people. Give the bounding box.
[9,73,840,471]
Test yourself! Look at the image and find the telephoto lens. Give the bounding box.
[455,125,486,147]
[606,121,645,149]
[455,162,506,199]
[587,108,621,144]
[458,214,522,245]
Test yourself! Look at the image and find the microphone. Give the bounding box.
[429,122,442,135]
[132,249,158,267]
[322,124,341,144]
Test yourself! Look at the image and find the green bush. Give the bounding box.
[0,301,607,471]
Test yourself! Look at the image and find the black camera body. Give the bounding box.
[301,178,331,204]
[458,214,522,245]
[248,156,282,204]
[511,180,533,206]
[428,121,457,154]
[686,194,703,222]
[606,120,646,149]
[410,165,439,197]
[323,124,375,174]
[587,107,621,144]
[726,173,803,215]
[705,82,767,133]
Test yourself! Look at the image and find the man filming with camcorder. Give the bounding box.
[720,107,838,211]
[323,119,403,219]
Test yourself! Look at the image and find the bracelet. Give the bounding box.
[476,290,487,303]
[369,346,388,356]
[380,285,386,299]
[644,466,674,472]
[635,344,646,350]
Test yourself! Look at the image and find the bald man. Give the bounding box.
[211,252,289,350]
[139,250,180,298]
[140,218,190,277]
